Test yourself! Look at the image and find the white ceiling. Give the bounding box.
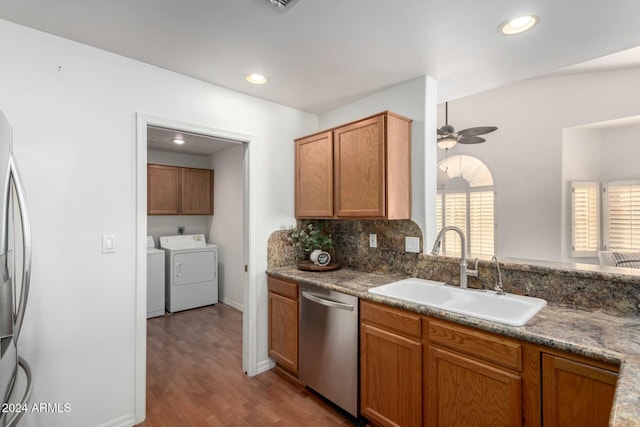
[1,0,640,114]
[147,126,239,156]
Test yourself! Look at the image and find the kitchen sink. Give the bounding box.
[368,278,546,326]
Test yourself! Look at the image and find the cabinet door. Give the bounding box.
[181,168,213,215]
[334,115,386,218]
[542,354,617,427]
[427,346,522,427]
[268,291,298,374]
[361,323,422,427]
[148,164,181,215]
[295,131,334,218]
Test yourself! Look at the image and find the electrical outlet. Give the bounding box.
[177,226,185,235]
[405,236,420,253]
[369,233,377,248]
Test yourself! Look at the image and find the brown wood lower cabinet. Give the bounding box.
[427,347,521,426]
[541,353,618,427]
[267,277,298,374]
[359,300,619,427]
[427,319,523,426]
[360,300,423,427]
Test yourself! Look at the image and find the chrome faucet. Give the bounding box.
[492,255,505,295]
[431,226,478,288]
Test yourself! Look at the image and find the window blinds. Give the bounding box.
[436,190,495,257]
[470,191,495,257]
[444,193,467,256]
[571,182,599,257]
[605,182,640,251]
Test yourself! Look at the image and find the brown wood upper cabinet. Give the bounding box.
[295,111,411,219]
[147,164,214,215]
[295,131,334,218]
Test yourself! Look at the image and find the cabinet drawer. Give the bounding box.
[429,319,521,371]
[361,300,422,339]
[268,276,298,300]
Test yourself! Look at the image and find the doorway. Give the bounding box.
[134,114,254,423]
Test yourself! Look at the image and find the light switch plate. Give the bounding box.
[369,233,377,248]
[102,234,116,253]
[405,236,420,253]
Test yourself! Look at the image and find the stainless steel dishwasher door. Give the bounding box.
[299,285,359,417]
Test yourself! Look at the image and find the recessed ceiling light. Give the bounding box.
[173,138,185,145]
[500,14,540,35]
[246,73,268,84]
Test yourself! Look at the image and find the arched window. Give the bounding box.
[436,155,495,257]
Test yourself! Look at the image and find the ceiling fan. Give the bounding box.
[437,102,497,149]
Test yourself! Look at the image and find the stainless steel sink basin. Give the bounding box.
[368,278,546,326]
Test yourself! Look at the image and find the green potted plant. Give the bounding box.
[289,223,334,264]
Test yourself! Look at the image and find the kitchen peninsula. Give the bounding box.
[267,224,640,427]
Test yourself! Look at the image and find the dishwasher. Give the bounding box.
[299,284,359,418]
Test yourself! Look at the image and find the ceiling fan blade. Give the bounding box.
[458,136,486,144]
[457,126,498,137]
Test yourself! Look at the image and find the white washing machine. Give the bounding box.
[159,234,218,313]
[147,236,165,318]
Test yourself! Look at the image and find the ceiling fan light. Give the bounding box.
[437,137,458,150]
[500,14,539,35]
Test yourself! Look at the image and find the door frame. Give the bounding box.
[134,113,256,423]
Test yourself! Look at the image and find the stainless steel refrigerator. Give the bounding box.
[0,109,32,427]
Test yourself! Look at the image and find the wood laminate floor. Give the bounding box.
[139,304,355,426]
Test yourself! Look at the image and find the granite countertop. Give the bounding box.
[267,266,640,427]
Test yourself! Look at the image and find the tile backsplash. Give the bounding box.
[268,219,640,316]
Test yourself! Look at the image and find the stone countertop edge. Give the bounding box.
[266,266,640,427]
[496,256,640,284]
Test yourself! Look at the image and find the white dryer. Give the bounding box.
[160,234,218,313]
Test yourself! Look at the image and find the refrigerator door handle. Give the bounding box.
[9,156,31,341]
[4,357,33,427]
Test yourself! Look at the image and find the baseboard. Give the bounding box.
[220,297,243,312]
[96,413,137,427]
[256,358,276,375]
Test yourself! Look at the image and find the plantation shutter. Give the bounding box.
[605,181,640,251]
[436,193,443,233]
[571,182,599,257]
[443,192,467,256]
[469,190,495,257]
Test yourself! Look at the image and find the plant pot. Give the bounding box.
[310,249,331,266]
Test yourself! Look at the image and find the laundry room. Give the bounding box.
[146,125,246,315]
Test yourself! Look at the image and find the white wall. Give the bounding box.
[561,128,602,262]
[0,19,316,427]
[208,144,245,311]
[600,124,640,181]
[146,149,213,243]
[439,66,640,262]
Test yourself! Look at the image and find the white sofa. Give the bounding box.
[597,251,616,266]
